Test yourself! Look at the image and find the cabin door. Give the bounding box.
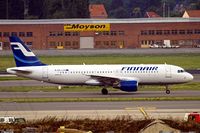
[165,65,172,78]
[42,67,48,80]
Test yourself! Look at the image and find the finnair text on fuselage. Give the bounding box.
[121,66,159,71]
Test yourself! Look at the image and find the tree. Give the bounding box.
[9,0,24,19]
[28,0,46,19]
[0,0,24,19]
[64,0,89,18]
[110,7,129,18]
[110,0,123,10]
[0,0,7,19]
[132,7,142,18]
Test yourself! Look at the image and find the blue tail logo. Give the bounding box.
[9,36,46,67]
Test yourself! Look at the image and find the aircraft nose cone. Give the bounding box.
[187,73,194,81]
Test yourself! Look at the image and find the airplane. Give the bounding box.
[7,36,193,95]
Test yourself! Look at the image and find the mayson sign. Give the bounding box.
[64,24,110,31]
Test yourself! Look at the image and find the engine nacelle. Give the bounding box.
[119,80,138,92]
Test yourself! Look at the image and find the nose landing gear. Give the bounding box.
[165,85,170,94]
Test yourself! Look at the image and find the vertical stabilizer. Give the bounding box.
[9,36,46,67]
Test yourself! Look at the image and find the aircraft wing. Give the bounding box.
[89,75,120,86]
[88,74,139,87]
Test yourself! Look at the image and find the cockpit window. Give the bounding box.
[178,70,185,73]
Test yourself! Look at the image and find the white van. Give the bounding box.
[0,116,25,124]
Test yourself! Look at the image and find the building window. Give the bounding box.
[102,31,109,35]
[111,41,117,46]
[141,30,148,35]
[96,41,101,46]
[3,42,10,49]
[187,30,193,34]
[57,42,63,47]
[179,30,185,34]
[57,32,63,36]
[3,32,9,37]
[49,32,56,36]
[110,31,117,36]
[148,30,155,35]
[26,32,33,37]
[26,42,33,46]
[164,30,170,35]
[72,32,79,36]
[49,41,56,47]
[172,30,177,35]
[194,29,200,34]
[65,41,71,46]
[65,32,71,36]
[72,41,78,46]
[26,32,32,37]
[19,32,25,37]
[156,30,162,35]
[11,32,17,36]
[103,41,109,46]
[118,31,125,35]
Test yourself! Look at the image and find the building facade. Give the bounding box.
[0,18,200,50]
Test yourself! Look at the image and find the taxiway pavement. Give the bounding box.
[0,101,199,120]
[0,91,200,98]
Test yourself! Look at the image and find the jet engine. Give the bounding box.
[114,80,138,92]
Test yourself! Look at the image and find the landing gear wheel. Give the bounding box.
[165,85,170,94]
[166,89,170,94]
[101,88,108,95]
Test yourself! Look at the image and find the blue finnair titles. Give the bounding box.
[9,36,46,67]
[121,66,159,71]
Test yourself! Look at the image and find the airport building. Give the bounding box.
[0,18,200,50]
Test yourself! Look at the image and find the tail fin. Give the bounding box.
[9,36,46,67]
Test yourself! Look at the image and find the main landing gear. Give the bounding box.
[165,85,170,94]
[101,88,108,95]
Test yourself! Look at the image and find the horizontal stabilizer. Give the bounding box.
[7,68,32,74]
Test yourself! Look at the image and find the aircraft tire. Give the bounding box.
[166,89,170,94]
[101,88,108,95]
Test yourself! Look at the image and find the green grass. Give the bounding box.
[0,82,199,92]
[0,76,28,81]
[1,54,200,71]
[0,86,107,92]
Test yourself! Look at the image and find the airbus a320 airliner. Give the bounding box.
[7,36,193,95]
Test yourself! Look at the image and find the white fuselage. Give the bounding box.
[7,64,193,86]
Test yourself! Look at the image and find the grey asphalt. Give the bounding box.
[0,101,199,111]
[1,48,200,56]
[0,90,200,98]
[0,80,57,87]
